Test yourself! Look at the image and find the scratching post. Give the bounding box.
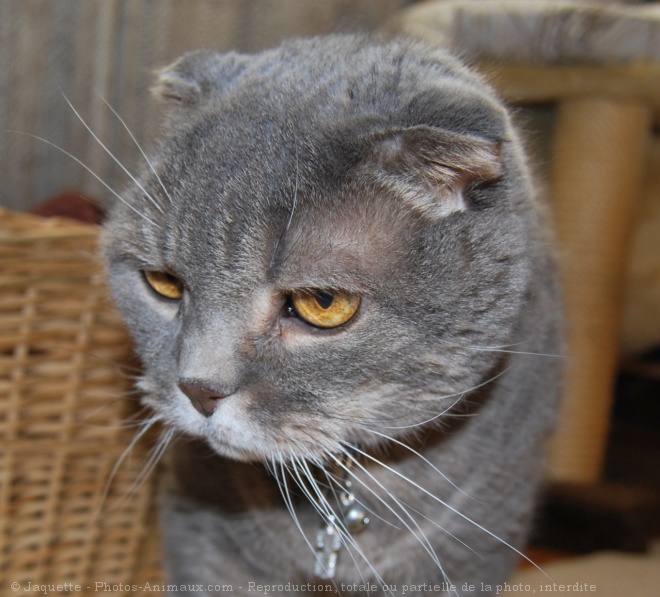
[547,98,651,482]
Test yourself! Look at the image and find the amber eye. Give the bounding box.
[143,270,184,300]
[290,290,360,329]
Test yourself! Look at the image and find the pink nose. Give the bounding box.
[178,379,229,417]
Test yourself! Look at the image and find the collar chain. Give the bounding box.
[313,451,370,579]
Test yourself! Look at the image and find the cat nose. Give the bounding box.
[178,379,230,418]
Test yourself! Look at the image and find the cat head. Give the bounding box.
[102,36,533,463]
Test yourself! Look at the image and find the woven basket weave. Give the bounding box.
[0,208,163,595]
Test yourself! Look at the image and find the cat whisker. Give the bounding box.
[336,450,455,593]
[270,137,300,269]
[351,434,481,555]
[96,91,174,206]
[27,343,144,377]
[272,458,322,576]
[378,392,466,431]
[361,428,475,501]
[336,452,444,568]
[93,414,161,522]
[449,339,533,350]
[272,435,383,588]
[291,454,385,593]
[8,130,158,227]
[276,223,306,269]
[316,488,392,593]
[378,365,511,431]
[319,451,398,532]
[402,500,481,559]
[123,425,174,499]
[374,392,467,430]
[350,445,550,579]
[343,447,475,559]
[61,91,165,215]
[78,390,142,416]
[467,347,564,358]
[82,406,155,430]
[285,142,299,234]
[285,431,395,532]
[287,456,346,584]
[438,338,565,359]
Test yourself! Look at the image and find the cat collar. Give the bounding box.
[313,451,370,579]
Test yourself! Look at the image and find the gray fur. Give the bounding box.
[102,35,562,596]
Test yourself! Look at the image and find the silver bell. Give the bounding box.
[342,500,370,534]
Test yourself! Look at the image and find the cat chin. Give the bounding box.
[203,428,333,465]
[204,437,265,462]
[206,399,344,464]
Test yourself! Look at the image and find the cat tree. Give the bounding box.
[398,0,659,486]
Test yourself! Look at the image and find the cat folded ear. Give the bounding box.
[368,127,503,218]
[153,50,248,106]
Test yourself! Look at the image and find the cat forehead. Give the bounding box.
[159,183,419,295]
[151,36,509,228]
[272,194,420,289]
[109,35,515,286]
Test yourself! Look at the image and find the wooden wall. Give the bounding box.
[0,0,408,212]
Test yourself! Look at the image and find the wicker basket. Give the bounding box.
[0,208,163,595]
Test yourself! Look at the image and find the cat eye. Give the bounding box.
[143,270,184,300]
[290,290,360,329]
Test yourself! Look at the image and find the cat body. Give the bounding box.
[102,35,562,596]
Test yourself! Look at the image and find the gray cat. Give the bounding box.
[102,35,562,596]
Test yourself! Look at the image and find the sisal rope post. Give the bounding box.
[547,97,651,482]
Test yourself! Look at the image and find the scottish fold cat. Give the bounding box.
[102,35,562,596]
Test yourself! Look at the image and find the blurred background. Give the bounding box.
[1,0,659,595]
[0,0,411,213]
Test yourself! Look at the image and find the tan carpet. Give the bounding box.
[503,546,660,596]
